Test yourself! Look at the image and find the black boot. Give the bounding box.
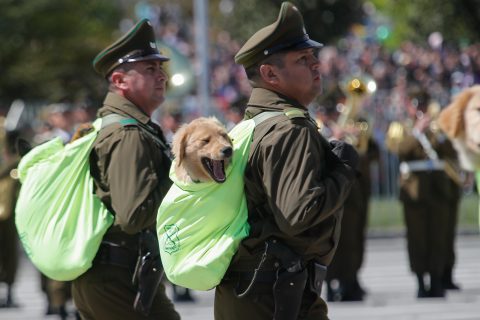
[416,273,429,298]
[353,277,367,297]
[172,285,195,303]
[340,280,364,302]
[0,286,19,308]
[429,274,445,298]
[442,267,461,290]
[326,279,342,302]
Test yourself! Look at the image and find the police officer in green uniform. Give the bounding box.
[71,19,180,319]
[0,129,21,308]
[387,88,461,298]
[214,3,358,319]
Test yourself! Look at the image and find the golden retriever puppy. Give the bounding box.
[70,123,94,142]
[172,117,233,183]
[438,85,480,170]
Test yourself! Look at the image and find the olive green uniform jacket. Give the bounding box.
[72,93,179,320]
[396,127,460,276]
[0,159,20,286]
[215,88,356,320]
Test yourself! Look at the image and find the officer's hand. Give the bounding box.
[329,140,359,170]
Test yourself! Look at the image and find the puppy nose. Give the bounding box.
[222,146,233,158]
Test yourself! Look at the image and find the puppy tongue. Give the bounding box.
[212,160,226,182]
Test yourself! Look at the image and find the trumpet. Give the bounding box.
[336,76,376,154]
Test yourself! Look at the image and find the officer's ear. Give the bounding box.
[110,70,129,91]
[259,64,279,85]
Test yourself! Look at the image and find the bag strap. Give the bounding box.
[99,114,171,159]
[251,111,285,126]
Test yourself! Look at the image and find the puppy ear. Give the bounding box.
[438,87,475,138]
[172,125,187,166]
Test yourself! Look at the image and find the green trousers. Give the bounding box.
[72,264,179,320]
[214,279,329,320]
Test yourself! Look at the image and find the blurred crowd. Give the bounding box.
[4,5,480,190]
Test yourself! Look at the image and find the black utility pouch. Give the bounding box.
[309,262,327,297]
[272,268,308,320]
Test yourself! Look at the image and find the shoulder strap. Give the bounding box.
[100,114,171,159]
[251,111,284,126]
[247,111,291,160]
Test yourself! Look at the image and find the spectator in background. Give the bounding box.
[225,96,247,130]
[34,103,73,144]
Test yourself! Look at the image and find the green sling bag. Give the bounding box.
[15,115,137,281]
[157,111,285,290]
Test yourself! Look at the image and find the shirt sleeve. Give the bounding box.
[260,123,354,236]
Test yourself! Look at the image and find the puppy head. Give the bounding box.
[438,86,480,139]
[172,117,233,183]
[70,123,94,143]
[438,85,480,170]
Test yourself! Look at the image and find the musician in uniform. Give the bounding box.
[386,87,461,298]
[317,82,379,301]
[0,128,22,308]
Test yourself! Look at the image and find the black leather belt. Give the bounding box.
[93,242,138,271]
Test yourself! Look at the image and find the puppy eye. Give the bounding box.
[202,138,210,144]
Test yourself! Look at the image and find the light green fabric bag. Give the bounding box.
[15,118,114,281]
[157,119,256,290]
[157,112,285,290]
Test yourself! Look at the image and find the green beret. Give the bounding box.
[93,19,169,78]
[235,2,323,68]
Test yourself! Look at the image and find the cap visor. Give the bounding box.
[290,39,324,51]
[128,53,170,63]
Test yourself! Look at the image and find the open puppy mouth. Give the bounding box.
[201,157,227,183]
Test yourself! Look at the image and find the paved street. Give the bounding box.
[1,234,479,320]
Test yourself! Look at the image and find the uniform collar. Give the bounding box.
[245,87,307,119]
[98,92,151,125]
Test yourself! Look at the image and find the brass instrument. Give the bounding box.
[337,77,375,154]
[385,102,464,185]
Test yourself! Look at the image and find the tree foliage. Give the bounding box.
[214,0,365,45]
[0,0,121,106]
[372,0,480,46]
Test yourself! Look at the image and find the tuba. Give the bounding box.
[337,76,376,154]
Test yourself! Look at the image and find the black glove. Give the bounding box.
[329,140,359,170]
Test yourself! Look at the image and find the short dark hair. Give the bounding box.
[245,52,286,83]
[107,63,136,90]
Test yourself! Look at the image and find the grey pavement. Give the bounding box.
[1,234,479,320]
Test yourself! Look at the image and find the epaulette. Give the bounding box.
[101,114,138,129]
[284,108,306,119]
[117,118,138,127]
